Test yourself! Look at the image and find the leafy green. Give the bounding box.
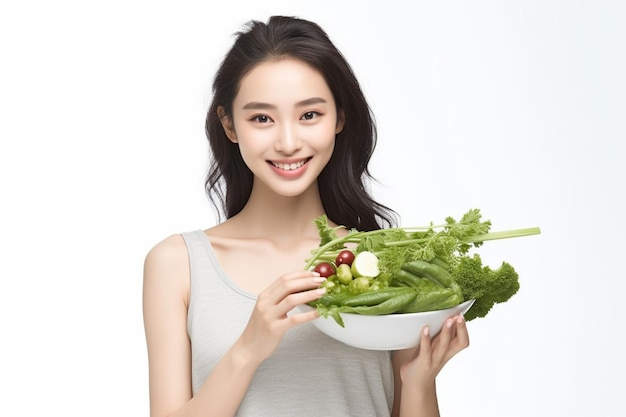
[305,208,540,321]
[313,215,346,250]
[450,255,520,321]
[305,208,538,272]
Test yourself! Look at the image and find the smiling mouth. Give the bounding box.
[269,158,311,171]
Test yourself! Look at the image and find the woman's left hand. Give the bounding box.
[398,314,470,387]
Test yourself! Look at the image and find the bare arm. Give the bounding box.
[143,234,324,417]
[391,315,469,417]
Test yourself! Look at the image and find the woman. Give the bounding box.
[143,15,469,417]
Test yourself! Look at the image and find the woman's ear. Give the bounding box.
[217,106,238,143]
[335,110,345,135]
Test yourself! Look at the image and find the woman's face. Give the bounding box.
[221,58,343,198]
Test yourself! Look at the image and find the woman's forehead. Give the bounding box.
[234,58,334,109]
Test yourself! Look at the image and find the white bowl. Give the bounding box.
[293,299,475,350]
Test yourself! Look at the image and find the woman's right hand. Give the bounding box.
[235,270,326,364]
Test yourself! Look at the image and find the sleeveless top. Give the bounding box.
[181,230,394,417]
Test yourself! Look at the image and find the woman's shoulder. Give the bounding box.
[143,234,190,285]
[143,234,192,323]
[145,233,188,262]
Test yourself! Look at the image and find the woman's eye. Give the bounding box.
[301,111,319,120]
[253,114,271,123]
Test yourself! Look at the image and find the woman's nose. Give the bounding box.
[274,123,302,154]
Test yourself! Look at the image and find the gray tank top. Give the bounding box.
[181,230,394,416]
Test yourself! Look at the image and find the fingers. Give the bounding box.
[287,306,321,326]
[436,314,470,364]
[261,270,325,306]
[417,315,469,368]
[257,271,327,320]
[434,318,454,360]
[446,315,470,358]
[418,325,432,364]
[280,286,326,311]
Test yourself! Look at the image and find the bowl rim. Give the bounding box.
[296,299,475,318]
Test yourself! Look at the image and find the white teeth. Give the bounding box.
[272,159,307,170]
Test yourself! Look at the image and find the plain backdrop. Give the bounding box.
[1,1,625,416]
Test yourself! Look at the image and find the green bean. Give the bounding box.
[429,257,451,271]
[398,288,462,313]
[391,269,424,287]
[341,290,417,315]
[311,292,352,307]
[390,278,410,287]
[342,287,414,307]
[402,260,453,288]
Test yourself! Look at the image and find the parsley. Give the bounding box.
[304,209,541,274]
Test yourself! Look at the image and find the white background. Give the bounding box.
[1,1,625,416]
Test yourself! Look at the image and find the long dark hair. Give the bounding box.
[205,16,396,231]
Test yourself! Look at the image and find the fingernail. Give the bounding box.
[423,326,429,336]
[457,315,465,324]
[311,271,321,277]
[447,319,454,328]
[316,287,327,295]
[313,277,327,283]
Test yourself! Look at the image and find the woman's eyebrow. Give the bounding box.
[295,97,327,107]
[242,102,275,110]
[241,97,328,110]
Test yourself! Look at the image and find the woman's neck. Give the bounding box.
[228,182,326,244]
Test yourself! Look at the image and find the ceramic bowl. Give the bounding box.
[293,299,475,350]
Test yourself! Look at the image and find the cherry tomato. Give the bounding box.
[313,262,335,278]
[335,250,356,267]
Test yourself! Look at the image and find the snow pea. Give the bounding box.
[401,260,454,288]
[342,287,414,307]
[341,290,417,315]
[398,288,462,313]
[312,292,352,307]
[391,269,425,287]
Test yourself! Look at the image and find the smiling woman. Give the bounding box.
[142,16,469,417]
[2,1,625,416]
[218,59,342,191]
[203,18,395,231]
